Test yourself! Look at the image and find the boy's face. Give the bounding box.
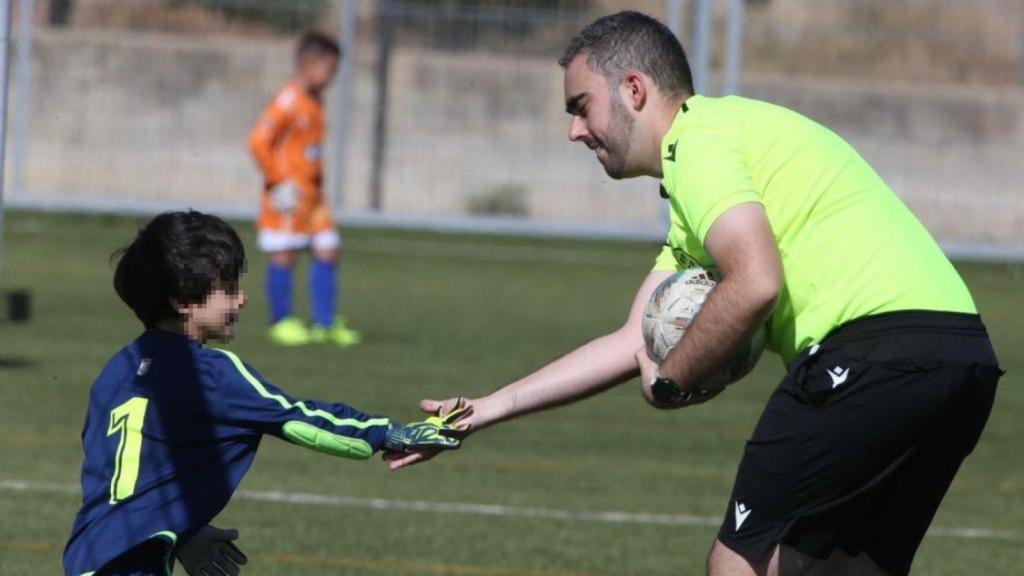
[178,287,246,344]
[301,54,339,93]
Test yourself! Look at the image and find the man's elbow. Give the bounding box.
[746,271,781,314]
[612,321,646,354]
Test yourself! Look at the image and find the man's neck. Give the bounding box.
[646,94,691,178]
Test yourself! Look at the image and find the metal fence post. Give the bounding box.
[11,0,33,200]
[369,0,394,211]
[665,0,682,37]
[331,0,356,212]
[0,0,11,283]
[1019,5,1024,85]
[723,0,745,95]
[662,0,684,232]
[691,0,713,95]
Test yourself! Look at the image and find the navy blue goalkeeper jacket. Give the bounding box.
[64,330,392,575]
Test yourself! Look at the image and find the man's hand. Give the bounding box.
[636,347,722,409]
[382,401,472,454]
[176,525,247,576]
[269,181,299,213]
[384,397,477,471]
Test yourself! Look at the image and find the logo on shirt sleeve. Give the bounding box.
[664,140,678,162]
[670,246,702,270]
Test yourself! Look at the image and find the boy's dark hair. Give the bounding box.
[559,11,693,99]
[296,30,341,61]
[113,211,246,329]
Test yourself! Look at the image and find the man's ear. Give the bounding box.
[622,70,648,111]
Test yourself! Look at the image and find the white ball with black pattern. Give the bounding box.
[642,267,766,390]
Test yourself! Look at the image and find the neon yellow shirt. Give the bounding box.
[654,95,975,363]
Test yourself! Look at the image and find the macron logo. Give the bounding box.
[827,366,849,388]
[137,359,151,376]
[734,501,752,531]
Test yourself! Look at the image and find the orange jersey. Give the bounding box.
[248,81,332,234]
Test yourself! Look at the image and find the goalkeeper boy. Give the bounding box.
[248,31,360,347]
[63,211,467,576]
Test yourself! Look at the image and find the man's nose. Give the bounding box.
[568,116,588,142]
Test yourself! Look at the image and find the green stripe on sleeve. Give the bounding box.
[282,420,374,460]
[212,348,391,430]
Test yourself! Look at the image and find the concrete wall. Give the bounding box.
[13,29,1024,246]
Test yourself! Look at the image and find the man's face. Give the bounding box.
[180,287,246,343]
[563,55,636,179]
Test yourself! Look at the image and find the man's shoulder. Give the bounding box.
[702,94,788,113]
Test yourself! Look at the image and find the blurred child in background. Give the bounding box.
[248,31,361,347]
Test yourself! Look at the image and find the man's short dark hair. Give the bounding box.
[559,11,693,98]
[113,211,246,329]
[296,30,341,61]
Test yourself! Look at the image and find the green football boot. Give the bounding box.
[309,317,363,348]
[268,316,311,346]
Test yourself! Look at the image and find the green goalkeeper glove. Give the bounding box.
[383,403,472,453]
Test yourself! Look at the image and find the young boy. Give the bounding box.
[248,31,360,347]
[63,211,468,576]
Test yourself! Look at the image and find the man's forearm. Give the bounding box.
[476,328,642,426]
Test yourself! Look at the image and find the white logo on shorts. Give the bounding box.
[827,366,849,388]
[734,501,752,531]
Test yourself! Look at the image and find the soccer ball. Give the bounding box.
[642,267,766,390]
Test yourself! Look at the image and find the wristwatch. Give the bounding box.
[651,375,692,405]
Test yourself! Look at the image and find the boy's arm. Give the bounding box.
[247,94,291,186]
[209,349,463,460]
[210,348,389,459]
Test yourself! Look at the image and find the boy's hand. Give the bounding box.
[269,181,299,213]
[176,525,247,576]
[383,402,473,453]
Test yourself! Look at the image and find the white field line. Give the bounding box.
[2,479,1018,542]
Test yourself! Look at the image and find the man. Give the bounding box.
[387,11,1003,576]
[248,31,361,347]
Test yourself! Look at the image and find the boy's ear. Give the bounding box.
[171,298,190,316]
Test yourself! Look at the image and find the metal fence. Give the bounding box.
[3,0,1023,257]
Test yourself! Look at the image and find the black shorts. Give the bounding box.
[717,311,1002,575]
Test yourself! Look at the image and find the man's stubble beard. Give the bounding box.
[601,96,635,180]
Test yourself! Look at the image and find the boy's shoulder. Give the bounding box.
[271,81,312,112]
[99,331,235,383]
